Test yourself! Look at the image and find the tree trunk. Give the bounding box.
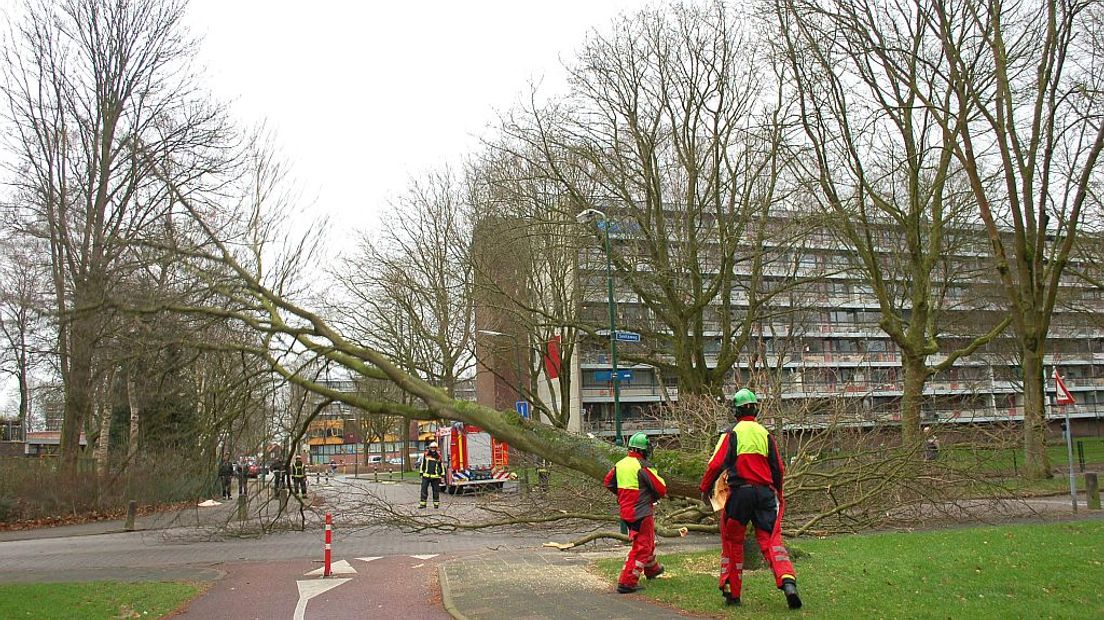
[126,370,140,466]
[1022,347,1051,479]
[93,366,116,475]
[900,354,928,448]
[60,319,95,470]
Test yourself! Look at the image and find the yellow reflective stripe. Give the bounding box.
[710,433,727,459]
[647,466,665,488]
[615,457,642,489]
[733,420,769,456]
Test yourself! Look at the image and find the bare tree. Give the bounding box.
[1,0,229,467]
[926,0,1104,477]
[0,235,50,438]
[771,0,1014,447]
[332,168,475,397]
[494,2,808,397]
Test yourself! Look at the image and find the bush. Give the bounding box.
[0,496,15,522]
[0,452,212,523]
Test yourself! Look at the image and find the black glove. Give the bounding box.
[700,491,712,507]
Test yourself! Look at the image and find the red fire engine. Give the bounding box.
[436,423,511,493]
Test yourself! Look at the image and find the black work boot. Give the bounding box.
[617,583,643,594]
[645,566,664,579]
[721,588,741,606]
[781,578,802,609]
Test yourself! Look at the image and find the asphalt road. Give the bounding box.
[0,475,549,619]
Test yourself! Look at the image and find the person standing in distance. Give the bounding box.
[419,441,445,509]
[290,454,308,497]
[700,388,802,609]
[218,458,234,500]
[604,432,667,594]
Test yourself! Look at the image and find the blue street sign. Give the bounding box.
[614,331,641,342]
[595,370,634,382]
[515,400,531,419]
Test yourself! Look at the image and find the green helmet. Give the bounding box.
[732,388,758,408]
[627,432,650,451]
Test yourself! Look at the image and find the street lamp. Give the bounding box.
[478,329,527,416]
[576,208,623,446]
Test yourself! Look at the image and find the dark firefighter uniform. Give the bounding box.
[700,389,800,608]
[604,433,667,592]
[290,456,307,496]
[419,444,445,509]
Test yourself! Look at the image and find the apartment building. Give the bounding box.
[480,215,1104,438]
[293,378,467,465]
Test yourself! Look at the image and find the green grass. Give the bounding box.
[0,581,204,619]
[597,520,1104,618]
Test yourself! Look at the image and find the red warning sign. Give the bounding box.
[1054,372,1076,406]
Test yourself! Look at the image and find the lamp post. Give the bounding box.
[478,329,527,416]
[576,208,623,446]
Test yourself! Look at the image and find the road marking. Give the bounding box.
[410,554,438,560]
[293,578,350,620]
[356,556,383,563]
[304,559,357,576]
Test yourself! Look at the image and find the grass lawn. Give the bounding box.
[0,581,204,619]
[597,520,1104,618]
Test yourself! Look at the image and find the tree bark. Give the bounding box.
[1021,347,1051,479]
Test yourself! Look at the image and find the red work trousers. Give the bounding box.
[618,515,662,587]
[718,488,795,596]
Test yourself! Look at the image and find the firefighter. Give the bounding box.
[603,432,667,594]
[419,441,445,509]
[290,454,308,497]
[700,388,802,609]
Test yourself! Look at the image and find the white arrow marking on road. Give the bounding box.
[293,578,350,620]
[410,554,438,560]
[304,559,357,576]
[356,556,383,563]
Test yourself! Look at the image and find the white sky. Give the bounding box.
[185,0,654,248]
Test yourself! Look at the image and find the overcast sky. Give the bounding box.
[185,0,653,247]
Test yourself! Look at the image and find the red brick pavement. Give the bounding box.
[171,555,450,619]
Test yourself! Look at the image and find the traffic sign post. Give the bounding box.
[1054,370,1078,512]
[515,400,530,419]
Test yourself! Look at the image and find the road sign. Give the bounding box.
[594,370,634,382]
[1055,373,1076,406]
[515,400,531,419]
[614,331,641,342]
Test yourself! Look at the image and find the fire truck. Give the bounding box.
[436,423,511,494]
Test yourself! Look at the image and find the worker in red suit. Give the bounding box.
[700,388,802,609]
[604,432,667,594]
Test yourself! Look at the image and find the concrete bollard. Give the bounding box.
[124,500,137,531]
[1087,472,1100,510]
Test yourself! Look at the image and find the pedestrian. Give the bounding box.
[329,458,338,479]
[700,388,802,609]
[924,427,940,461]
[604,432,667,594]
[218,458,234,500]
[418,441,445,509]
[290,454,308,497]
[236,458,249,497]
[270,458,284,491]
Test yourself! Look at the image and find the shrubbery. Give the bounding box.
[0,453,211,523]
